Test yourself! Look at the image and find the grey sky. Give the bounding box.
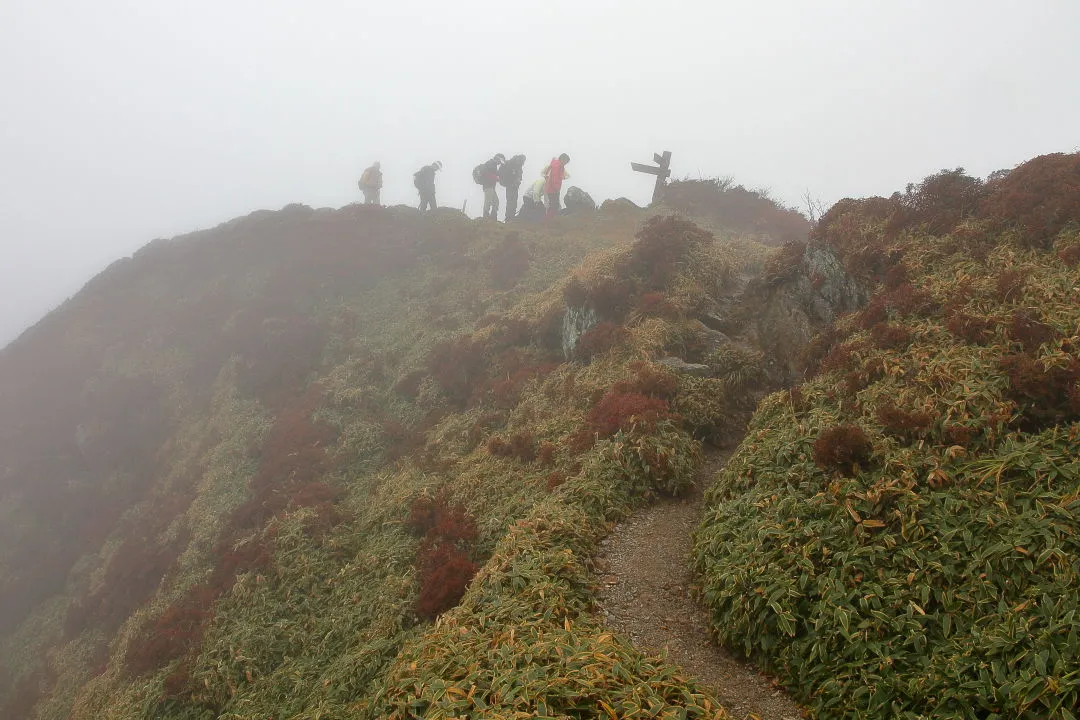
[2,0,1078,347]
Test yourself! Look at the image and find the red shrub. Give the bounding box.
[537,441,557,467]
[414,542,478,620]
[876,403,932,441]
[428,336,487,405]
[788,386,807,412]
[870,322,913,350]
[886,283,937,317]
[585,277,637,318]
[942,424,978,447]
[891,168,984,237]
[125,584,217,676]
[574,322,629,363]
[663,180,810,246]
[1000,352,1080,430]
[883,263,909,290]
[813,425,873,475]
[566,427,596,454]
[486,234,531,289]
[630,215,714,289]
[995,270,1026,302]
[636,292,679,318]
[486,432,536,463]
[856,295,888,330]
[587,392,671,437]
[946,313,995,345]
[1008,309,1059,350]
[1058,244,1080,267]
[612,361,679,399]
[545,471,568,491]
[979,152,1080,249]
[406,494,477,544]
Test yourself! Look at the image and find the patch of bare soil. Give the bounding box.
[596,451,804,720]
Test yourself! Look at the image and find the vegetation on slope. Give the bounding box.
[0,188,787,718]
[693,153,1080,719]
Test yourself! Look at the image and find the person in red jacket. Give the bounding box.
[542,153,570,218]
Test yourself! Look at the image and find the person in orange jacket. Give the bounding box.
[542,153,570,218]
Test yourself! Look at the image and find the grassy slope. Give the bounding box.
[0,198,774,719]
[693,157,1080,719]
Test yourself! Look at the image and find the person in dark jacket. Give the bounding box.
[477,153,505,220]
[498,154,526,221]
[414,161,442,212]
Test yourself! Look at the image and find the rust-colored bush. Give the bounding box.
[414,542,479,620]
[946,313,995,345]
[999,352,1080,430]
[995,270,1026,302]
[883,263,909,290]
[545,471,568,491]
[428,335,486,405]
[663,180,810,246]
[486,234,531,289]
[1058,244,1080,267]
[586,392,671,437]
[612,361,679,399]
[813,425,873,475]
[876,403,932,441]
[574,322,629,363]
[890,168,984,237]
[486,432,537,463]
[942,423,978,447]
[630,215,713,289]
[979,152,1080,249]
[565,427,595,454]
[856,295,888,330]
[886,283,937,317]
[563,277,588,307]
[636,292,679,318]
[125,584,217,677]
[870,322,913,350]
[1007,309,1059,351]
[406,494,477,545]
[537,441,557,467]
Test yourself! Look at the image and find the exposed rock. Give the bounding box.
[561,304,601,360]
[599,197,641,213]
[751,244,868,382]
[564,186,597,213]
[657,356,712,377]
[691,321,732,354]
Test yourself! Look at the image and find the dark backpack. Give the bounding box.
[472,164,486,185]
[413,170,423,190]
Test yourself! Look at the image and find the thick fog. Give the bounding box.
[2,0,1078,347]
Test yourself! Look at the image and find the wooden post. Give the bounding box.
[631,150,672,205]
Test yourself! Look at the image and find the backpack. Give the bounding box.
[360,168,373,186]
[413,170,423,190]
[472,164,486,185]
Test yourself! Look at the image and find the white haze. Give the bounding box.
[2,0,1079,347]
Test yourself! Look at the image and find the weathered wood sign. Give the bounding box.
[631,150,672,205]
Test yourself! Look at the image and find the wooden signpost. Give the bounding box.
[631,150,672,205]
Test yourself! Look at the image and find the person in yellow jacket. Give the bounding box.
[358,162,383,205]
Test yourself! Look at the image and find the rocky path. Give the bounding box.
[596,451,804,720]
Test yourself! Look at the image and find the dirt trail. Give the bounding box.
[596,451,804,720]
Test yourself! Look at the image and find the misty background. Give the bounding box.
[2,0,1078,348]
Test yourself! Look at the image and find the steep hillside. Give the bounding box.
[2,153,1076,720]
[694,154,1080,719]
[0,189,785,719]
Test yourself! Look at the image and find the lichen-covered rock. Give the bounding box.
[656,356,712,377]
[564,186,597,213]
[752,244,867,382]
[561,304,601,360]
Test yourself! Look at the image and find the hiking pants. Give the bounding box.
[483,186,500,220]
[419,191,437,212]
[363,189,380,205]
[546,191,560,218]
[504,184,520,221]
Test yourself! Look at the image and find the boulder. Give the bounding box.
[561,304,601,360]
[564,186,597,214]
[657,356,712,377]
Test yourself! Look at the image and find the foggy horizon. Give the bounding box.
[3,0,1079,348]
